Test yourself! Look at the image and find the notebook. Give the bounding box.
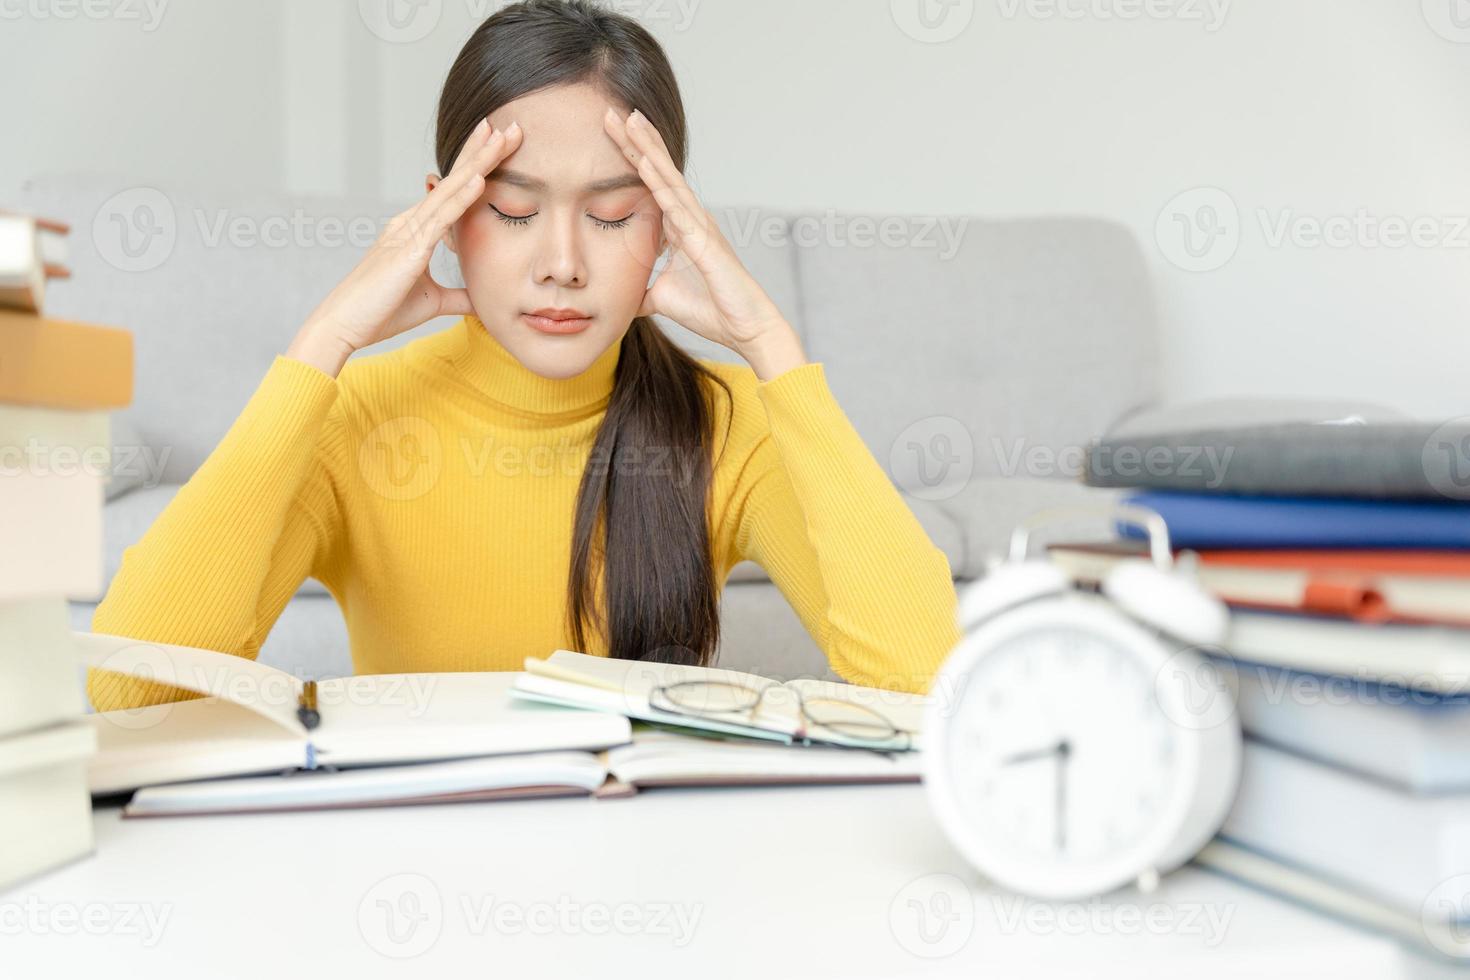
[1048,541,1470,626]
[1084,420,1470,500]
[1226,659,1470,793]
[116,725,924,818]
[1222,610,1470,695]
[510,649,928,751]
[79,631,632,795]
[1220,738,1470,918]
[1115,491,1470,550]
[1194,838,1470,962]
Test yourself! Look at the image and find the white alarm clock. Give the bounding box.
[923,505,1242,901]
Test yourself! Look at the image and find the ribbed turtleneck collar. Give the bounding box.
[447,314,621,417]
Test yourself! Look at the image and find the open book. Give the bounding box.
[78,632,631,795]
[510,650,929,751]
[118,724,924,818]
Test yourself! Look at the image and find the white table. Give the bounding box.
[0,783,1457,978]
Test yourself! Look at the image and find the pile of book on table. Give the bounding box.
[78,631,926,819]
[0,209,135,890]
[1055,413,1470,960]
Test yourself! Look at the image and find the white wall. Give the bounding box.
[3,0,1468,418]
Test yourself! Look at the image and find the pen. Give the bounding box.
[297,680,320,730]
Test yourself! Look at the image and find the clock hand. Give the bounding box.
[998,741,1065,767]
[1055,739,1072,853]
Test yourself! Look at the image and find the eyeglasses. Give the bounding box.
[647,679,913,751]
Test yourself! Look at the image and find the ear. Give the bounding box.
[426,172,458,255]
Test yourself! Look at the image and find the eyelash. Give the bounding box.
[489,204,632,230]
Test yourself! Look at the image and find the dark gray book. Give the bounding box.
[1084,421,1470,500]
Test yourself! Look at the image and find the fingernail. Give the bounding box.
[509,120,520,134]
[476,117,488,133]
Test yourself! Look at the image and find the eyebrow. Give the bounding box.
[488,168,645,194]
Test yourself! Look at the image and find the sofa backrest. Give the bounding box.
[19,173,1159,493]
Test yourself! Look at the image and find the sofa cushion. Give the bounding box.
[934,476,1127,579]
[793,214,1160,502]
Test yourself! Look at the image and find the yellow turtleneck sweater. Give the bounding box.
[87,316,961,711]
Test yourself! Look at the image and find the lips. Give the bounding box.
[526,307,590,320]
[522,308,593,335]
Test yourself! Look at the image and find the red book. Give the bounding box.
[1048,541,1470,627]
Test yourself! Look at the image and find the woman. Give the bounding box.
[88,0,961,711]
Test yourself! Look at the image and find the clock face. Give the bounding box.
[929,596,1195,893]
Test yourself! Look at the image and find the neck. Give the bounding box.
[449,315,623,417]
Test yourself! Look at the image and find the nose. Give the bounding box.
[530,209,587,288]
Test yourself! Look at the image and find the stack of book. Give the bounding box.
[1055,418,1470,960]
[0,210,134,889]
[79,632,926,818]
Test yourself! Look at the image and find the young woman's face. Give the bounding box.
[429,81,664,380]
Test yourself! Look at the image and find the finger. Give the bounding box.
[423,124,522,236]
[638,156,717,268]
[622,111,704,217]
[618,113,723,268]
[448,116,492,175]
[383,172,485,263]
[603,107,680,202]
[431,125,514,207]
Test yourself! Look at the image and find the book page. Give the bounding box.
[312,671,632,767]
[521,652,920,749]
[88,696,305,794]
[511,672,792,744]
[535,649,777,692]
[784,678,928,750]
[605,728,923,785]
[75,630,304,734]
[527,650,803,735]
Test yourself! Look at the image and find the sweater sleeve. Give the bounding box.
[727,361,962,695]
[86,355,345,712]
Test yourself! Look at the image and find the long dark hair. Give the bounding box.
[434,0,733,666]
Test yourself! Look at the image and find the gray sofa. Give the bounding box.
[20,173,1155,691]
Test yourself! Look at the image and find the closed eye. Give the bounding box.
[489,204,634,230]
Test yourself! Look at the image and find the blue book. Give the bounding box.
[1118,491,1470,549]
